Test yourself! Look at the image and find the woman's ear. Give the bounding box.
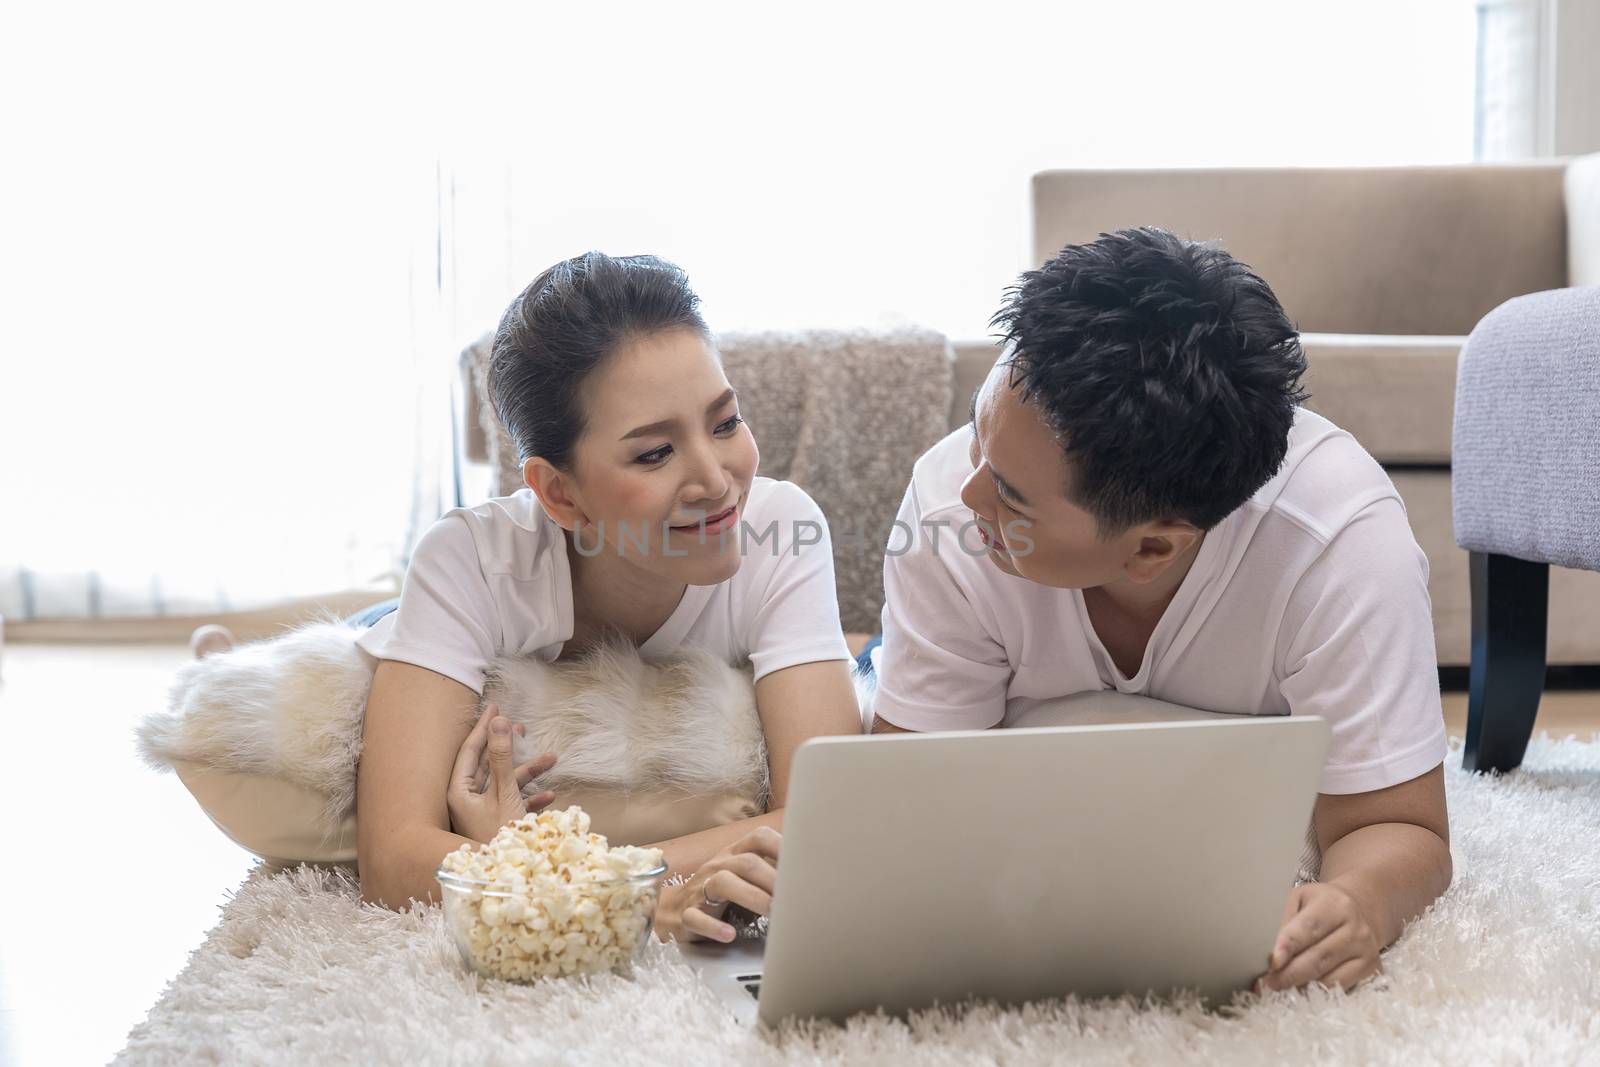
[524,457,588,531]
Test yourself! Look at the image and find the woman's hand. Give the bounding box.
[446,703,558,843]
[654,826,781,944]
[1258,882,1382,992]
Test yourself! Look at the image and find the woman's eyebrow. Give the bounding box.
[621,387,738,441]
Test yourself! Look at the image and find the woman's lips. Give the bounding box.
[671,503,738,534]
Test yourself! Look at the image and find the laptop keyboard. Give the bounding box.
[736,973,762,1000]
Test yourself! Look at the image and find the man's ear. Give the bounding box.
[1123,519,1202,584]
[523,457,589,531]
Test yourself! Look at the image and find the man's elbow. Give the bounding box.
[1432,830,1454,897]
[870,715,914,735]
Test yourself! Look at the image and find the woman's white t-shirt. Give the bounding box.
[356,477,853,694]
[870,408,1449,796]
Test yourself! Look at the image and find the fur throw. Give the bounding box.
[134,616,823,832]
[482,636,769,807]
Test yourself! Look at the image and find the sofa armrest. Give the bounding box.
[1298,334,1465,465]
[1566,152,1600,288]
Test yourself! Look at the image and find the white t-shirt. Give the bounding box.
[356,477,853,695]
[870,408,1449,796]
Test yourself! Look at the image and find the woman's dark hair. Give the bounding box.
[990,227,1309,534]
[488,251,711,471]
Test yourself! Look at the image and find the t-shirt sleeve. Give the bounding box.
[869,482,1011,732]
[1276,495,1449,794]
[743,483,854,682]
[353,514,499,694]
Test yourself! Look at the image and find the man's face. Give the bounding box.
[958,362,1143,588]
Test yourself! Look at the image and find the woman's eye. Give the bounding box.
[636,415,741,465]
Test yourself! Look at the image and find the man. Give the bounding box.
[869,227,1451,993]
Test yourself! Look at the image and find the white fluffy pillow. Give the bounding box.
[136,619,810,863]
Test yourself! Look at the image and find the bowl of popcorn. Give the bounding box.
[436,806,668,982]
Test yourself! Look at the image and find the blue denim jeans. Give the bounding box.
[855,633,882,676]
[345,597,400,628]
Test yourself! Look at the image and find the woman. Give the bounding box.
[347,252,861,942]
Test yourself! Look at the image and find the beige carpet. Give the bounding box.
[115,737,1600,1066]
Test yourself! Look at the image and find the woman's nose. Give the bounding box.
[682,440,731,506]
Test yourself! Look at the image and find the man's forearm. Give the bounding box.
[1319,821,1452,946]
[646,808,785,882]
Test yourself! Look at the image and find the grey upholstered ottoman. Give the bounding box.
[1452,286,1600,772]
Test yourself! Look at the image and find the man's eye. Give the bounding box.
[635,445,671,465]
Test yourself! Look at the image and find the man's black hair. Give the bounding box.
[990,226,1309,534]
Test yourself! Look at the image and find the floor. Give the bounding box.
[0,642,1595,1067]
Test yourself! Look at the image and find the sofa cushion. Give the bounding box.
[957,335,1461,465]
[1031,164,1569,336]
[1299,334,1463,464]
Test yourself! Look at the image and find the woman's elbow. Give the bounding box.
[357,853,397,909]
[356,833,411,910]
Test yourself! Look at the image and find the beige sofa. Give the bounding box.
[458,157,1600,666]
[956,157,1600,667]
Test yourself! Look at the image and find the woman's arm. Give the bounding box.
[646,656,860,872]
[648,657,861,940]
[356,659,484,908]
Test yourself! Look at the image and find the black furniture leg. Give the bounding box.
[1463,551,1549,773]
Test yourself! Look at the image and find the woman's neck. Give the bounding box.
[564,529,687,645]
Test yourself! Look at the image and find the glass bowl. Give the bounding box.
[436,860,668,982]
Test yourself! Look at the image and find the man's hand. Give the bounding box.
[1259,881,1381,992]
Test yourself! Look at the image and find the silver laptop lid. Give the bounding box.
[758,716,1329,1026]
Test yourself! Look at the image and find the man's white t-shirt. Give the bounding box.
[356,477,853,694]
[871,408,1449,796]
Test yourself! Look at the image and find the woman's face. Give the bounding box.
[554,328,759,585]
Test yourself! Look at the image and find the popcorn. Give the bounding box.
[437,806,665,982]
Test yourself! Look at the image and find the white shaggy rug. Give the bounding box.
[116,737,1600,1066]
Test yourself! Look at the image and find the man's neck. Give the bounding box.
[1088,530,1207,623]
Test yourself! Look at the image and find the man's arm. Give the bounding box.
[1263,763,1451,991]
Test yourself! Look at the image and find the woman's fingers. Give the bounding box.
[717,852,778,898]
[704,867,774,917]
[487,717,520,805]
[678,905,736,944]
[524,789,556,814]
[730,825,782,863]
[451,703,498,788]
[515,752,558,787]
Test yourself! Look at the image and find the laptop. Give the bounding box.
[677,698,1329,1027]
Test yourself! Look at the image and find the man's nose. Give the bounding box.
[959,467,992,518]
